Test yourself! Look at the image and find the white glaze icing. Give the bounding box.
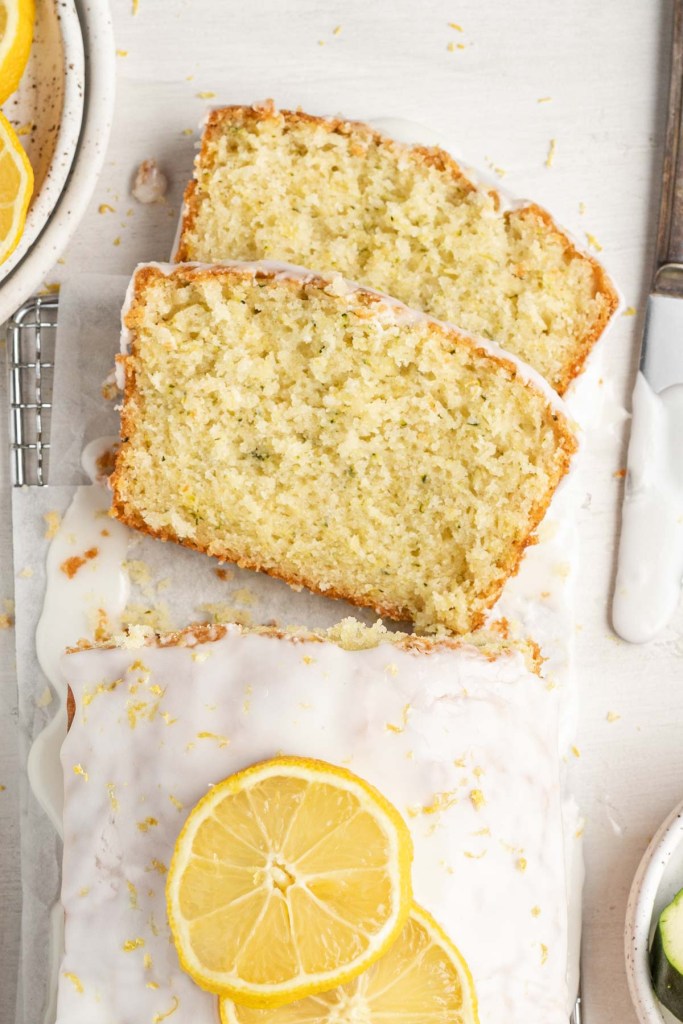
[56,627,569,1024]
[613,371,683,643]
[31,484,129,833]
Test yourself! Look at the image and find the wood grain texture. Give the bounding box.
[0,2,679,1023]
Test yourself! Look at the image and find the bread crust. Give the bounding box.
[175,103,619,395]
[110,262,576,637]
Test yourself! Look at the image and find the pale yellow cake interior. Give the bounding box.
[178,109,617,393]
[112,267,575,633]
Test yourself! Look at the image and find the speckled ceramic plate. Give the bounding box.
[1,0,84,283]
[625,798,683,1024]
[0,0,115,324]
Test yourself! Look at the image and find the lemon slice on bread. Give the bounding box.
[0,0,34,103]
[220,904,480,1024]
[166,757,413,1007]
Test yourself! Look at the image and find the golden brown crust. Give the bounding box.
[110,262,576,636]
[174,104,619,394]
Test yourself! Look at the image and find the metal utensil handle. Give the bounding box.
[655,0,683,283]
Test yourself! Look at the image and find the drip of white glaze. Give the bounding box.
[31,453,129,833]
[613,372,683,643]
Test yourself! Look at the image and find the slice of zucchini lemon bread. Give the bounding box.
[175,103,618,394]
[110,261,577,634]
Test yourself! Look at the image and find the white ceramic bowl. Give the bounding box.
[626,799,683,1024]
[0,0,115,323]
[1,0,84,282]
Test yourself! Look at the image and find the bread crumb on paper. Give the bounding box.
[545,138,557,168]
[43,510,62,540]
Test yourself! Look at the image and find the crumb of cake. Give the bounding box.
[61,547,98,579]
[469,789,486,810]
[16,122,32,135]
[447,41,455,51]
[78,886,89,897]
[127,881,139,908]
[456,43,466,49]
[169,794,184,811]
[0,784,5,792]
[586,232,603,252]
[196,91,216,99]
[333,24,342,34]
[181,128,193,136]
[532,906,542,916]
[161,711,178,725]
[63,972,84,994]
[485,157,506,178]
[473,766,485,778]
[606,710,621,723]
[472,827,491,837]
[132,159,168,204]
[113,236,121,246]
[149,858,167,874]
[98,203,115,214]
[101,529,109,537]
[464,850,487,860]
[72,764,88,781]
[191,649,209,663]
[107,783,119,811]
[233,588,255,606]
[579,201,586,214]
[101,370,118,401]
[553,562,571,579]
[318,39,325,46]
[197,730,230,748]
[385,663,398,676]
[144,953,153,970]
[18,566,33,578]
[0,612,13,629]
[545,138,557,168]
[123,559,153,593]
[516,857,528,871]
[540,944,549,965]
[409,790,458,817]
[137,817,158,832]
[43,510,61,539]
[198,601,252,627]
[153,996,179,1022]
[122,937,145,952]
[122,601,172,633]
[39,282,60,294]
[448,21,463,30]
[213,567,232,581]
[537,96,552,103]
[302,655,315,665]
[613,468,626,479]
[623,306,637,316]
[36,686,53,708]
[131,0,139,13]
[116,49,127,57]
[4,598,14,614]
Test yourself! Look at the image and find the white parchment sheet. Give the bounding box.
[12,273,590,1024]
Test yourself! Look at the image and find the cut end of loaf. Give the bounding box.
[111,262,577,634]
[176,104,619,394]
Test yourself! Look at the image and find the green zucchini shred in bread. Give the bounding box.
[111,262,577,634]
[175,103,619,395]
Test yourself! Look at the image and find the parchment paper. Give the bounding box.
[13,272,584,1024]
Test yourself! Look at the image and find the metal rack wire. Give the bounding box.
[7,295,57,487]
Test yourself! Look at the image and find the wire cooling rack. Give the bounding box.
[4,291,586,1024]
[7,295,57,487]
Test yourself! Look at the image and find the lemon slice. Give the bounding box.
[167,756,413,1007]
[0,0,35,103]
[0,111,33,265]
[220,904,479,1024]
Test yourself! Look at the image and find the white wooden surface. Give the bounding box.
[0,2,680,1023]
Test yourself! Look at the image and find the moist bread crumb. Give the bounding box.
[176,104,619,394]
[111,261,577,634]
